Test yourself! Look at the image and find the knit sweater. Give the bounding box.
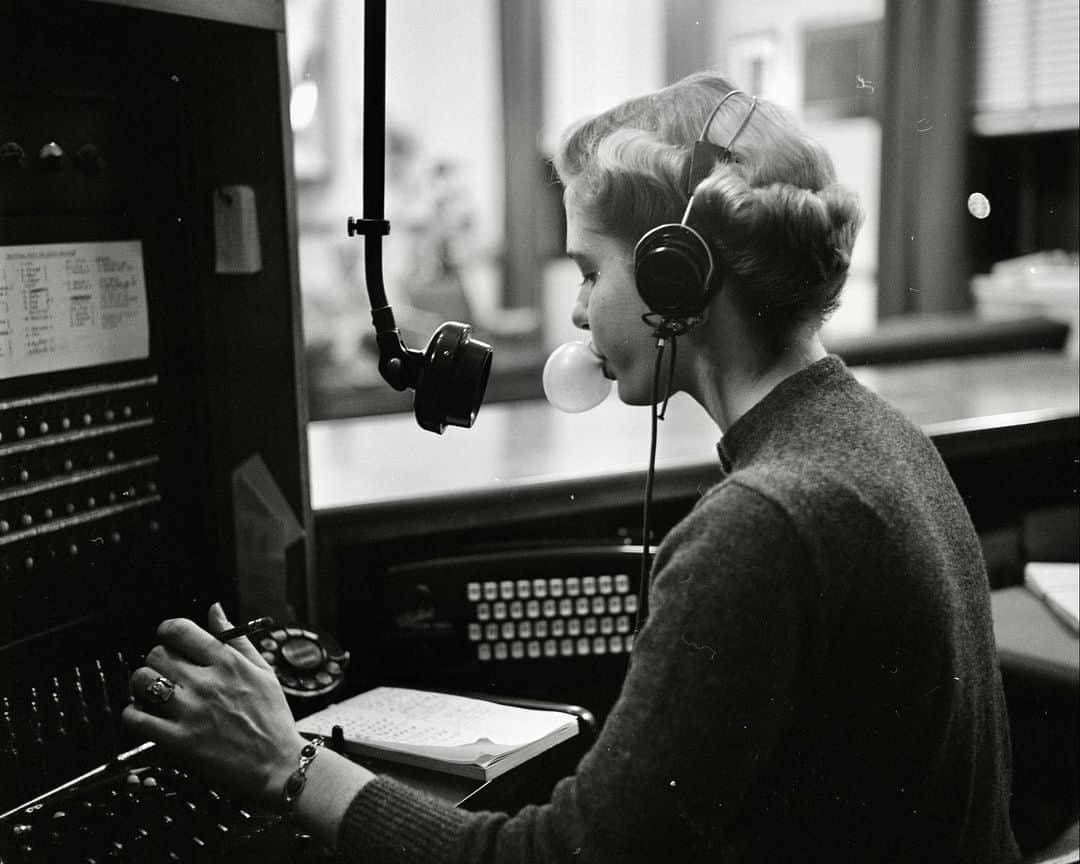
[337,355,1020,863]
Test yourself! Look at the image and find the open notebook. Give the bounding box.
[297,687,580,781]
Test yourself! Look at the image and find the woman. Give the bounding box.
[123,73,1020,862]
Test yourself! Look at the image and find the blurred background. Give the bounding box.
[285,0,1079,421]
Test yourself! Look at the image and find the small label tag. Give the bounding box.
[213,185,263,274]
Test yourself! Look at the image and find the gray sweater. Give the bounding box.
[338,355,1020,863]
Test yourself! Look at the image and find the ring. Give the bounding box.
[143,675,177,705]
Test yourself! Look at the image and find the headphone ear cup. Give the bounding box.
[634,224,715,318]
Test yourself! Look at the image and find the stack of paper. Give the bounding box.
[1024,562,1080,634]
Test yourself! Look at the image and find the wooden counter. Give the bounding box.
[308,352,1079,542]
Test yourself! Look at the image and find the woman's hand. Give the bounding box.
[121,604,307,810]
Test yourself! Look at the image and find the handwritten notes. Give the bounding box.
[302,686,575,749]
[0,240,150,380]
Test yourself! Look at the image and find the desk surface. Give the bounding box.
[309,353,1079,520]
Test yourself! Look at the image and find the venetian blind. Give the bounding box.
[974,0,1080,134]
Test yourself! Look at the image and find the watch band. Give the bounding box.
[281,736,325,816]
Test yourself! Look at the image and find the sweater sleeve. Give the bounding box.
[336,481,810,863]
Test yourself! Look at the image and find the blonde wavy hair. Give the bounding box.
[553,72,864,330]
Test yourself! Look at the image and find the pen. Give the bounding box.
[216,616,275,643]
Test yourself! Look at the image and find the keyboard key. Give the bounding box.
[551,619,565,637]
[542,598,557,617]
[478,644,492,661]
[577,637,591,656]
[609,635,624,654]
[516,579,531,598]
[543,638,558,658]
[526,599,540,618]
[534,620,548,638]
[549,578,565,597]
[559,598,573,616]
[527,640,541,659]
[582,576,597,595]
[483,581,498,600]
[600,616,614,635]
[532,578,548,598]
[616,615,631,633]
[467,582,481,601]
[625,634,635,651]
[583,617,597,635]
[509,600,524,619]
[502,622,516,640]
[476,602,491,621]
[566,577,581,596]
[510,640,524,659]
[592,596,606,615]
[593,636,607,654]
[624,594,639,613]
[575,597,590,616]
[493,601,507,620]
[494,642,508,660]
[615,573,630,593]
[567,618,581,636]
[500,581,514,600]
[518,621,532,639]
[485,623,499,641]
[468,623,482,641]
[598,574,613,594]
[559,638,575,657]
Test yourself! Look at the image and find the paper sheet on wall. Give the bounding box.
[0,240,150,380]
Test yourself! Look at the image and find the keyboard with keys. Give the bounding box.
[466,573,637,662]
[0,746,334,863]
[371,546,645,714]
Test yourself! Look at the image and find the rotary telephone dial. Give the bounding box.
[245,622,350,705]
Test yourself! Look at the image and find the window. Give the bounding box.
[290,1,512,419]
[292,0,1078,421]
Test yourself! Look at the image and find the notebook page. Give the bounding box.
[300,687,575,749]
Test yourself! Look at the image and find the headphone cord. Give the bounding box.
[634,332,675,637]
[657,335,677,421]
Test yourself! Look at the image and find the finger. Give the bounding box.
[207,601,230,633]
[121,702,183,747]
[144,644,191,683]
[156,617,225,666]
[208,602,272,671]
[130,665,184,714]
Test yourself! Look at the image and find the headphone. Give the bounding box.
[633,90,758,334]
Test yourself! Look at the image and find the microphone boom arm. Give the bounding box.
[346,0,492,432]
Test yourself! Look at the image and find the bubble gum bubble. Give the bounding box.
[542,342,612,413]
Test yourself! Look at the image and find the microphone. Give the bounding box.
[542,341,612,413]
[351,0,492,434]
